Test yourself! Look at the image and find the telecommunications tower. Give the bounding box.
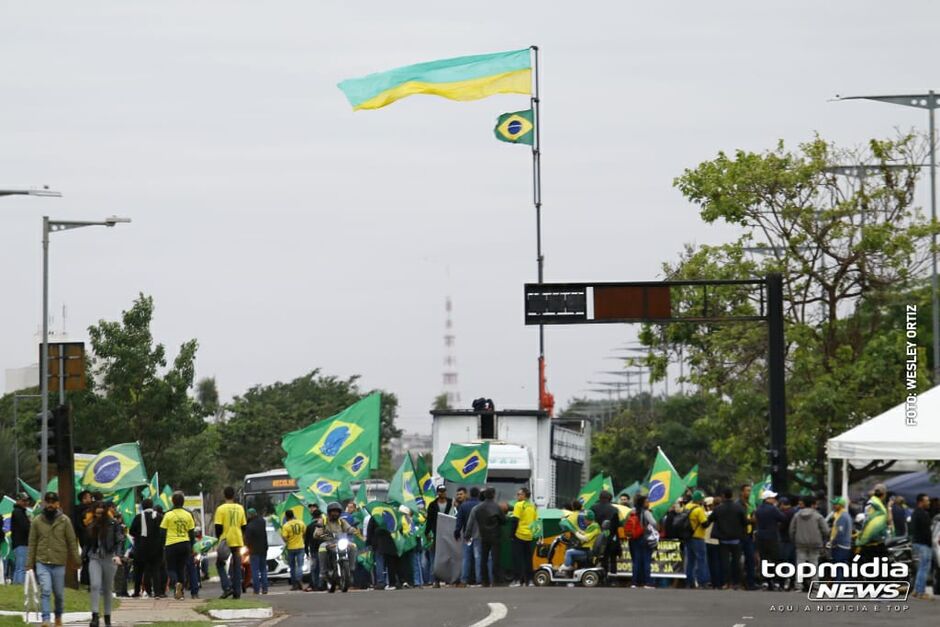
[442,296,461,408]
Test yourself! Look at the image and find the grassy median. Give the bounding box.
[0,584,121,613]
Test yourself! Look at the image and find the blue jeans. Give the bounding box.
[250,554,268,593]
[216,558,231,593]
[412,550,424,587]
[564,548,588,568]
[741,536,756,588]
[628,539,651,586]
[13,546,28,585]
[186,554,199,596]
[685,539,710,587]
[287,549,304,587]
[830,546,852,581]
[35,563,65,622]
[460,539,482,584]
[913,543,932,594]
[374,552,387,588]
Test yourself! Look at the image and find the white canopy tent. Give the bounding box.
[826,385,940,504]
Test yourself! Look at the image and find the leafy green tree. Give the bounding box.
[196,377,223,421]
[72,294,209,490]
[637,135,934,490]
[217,371,401,483]
[0,389,42,494]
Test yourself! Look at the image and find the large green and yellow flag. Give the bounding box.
[81,443,148,493]
[436,442,489,484]
[683,465,699,489]
[388,454,421,512]
[337,48,532,111]
[494,109,534,145]
[276,492,312,527]
[282,393,381,479]
[114,488,137,528]
[646,448,687,521]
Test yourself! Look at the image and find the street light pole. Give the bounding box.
[835,92,940,382]
[40,215,131,493]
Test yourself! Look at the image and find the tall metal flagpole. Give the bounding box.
[531,45,545,411]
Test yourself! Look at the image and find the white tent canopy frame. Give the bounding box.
[825,385,940,504]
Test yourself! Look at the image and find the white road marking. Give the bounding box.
[732,623,746,627]
[469,602,508,627]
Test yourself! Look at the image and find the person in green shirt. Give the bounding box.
[509,487,537,587]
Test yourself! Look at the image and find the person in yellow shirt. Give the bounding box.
[560,509,600,573]
[213,487,247,599]
[684,490,710,589]
[280,511,307,591]
[510,487,537,587]
[160,492,195,600]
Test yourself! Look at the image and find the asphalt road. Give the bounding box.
[243,583,938,627]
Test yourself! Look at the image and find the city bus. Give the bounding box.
[242,468,390,515]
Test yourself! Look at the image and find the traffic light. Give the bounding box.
[34,405,71,465]
[35,411,57,464]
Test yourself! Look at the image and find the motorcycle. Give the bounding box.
[322,533,353,593]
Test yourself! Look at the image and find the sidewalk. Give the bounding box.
[110,596,207,625]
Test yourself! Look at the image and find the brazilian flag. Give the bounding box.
[365,501,401,534]
[494,109,534,145]
[414,455,434,506]
[436,442,489,484]
[683,465,699,489]
[645,448,687,522]
[577,473,606,508]
[299,473,353,504]
[81,443,148,493]
[142,472,159,500]
[388,454,422,512]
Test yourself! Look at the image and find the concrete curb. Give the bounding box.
[0,610,93,622]
[208,607,274,620]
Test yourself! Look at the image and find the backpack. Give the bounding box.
[623,511,645,541]
[671,509,695,541]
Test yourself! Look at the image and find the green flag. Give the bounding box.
[618,481,643,499]
[683,465,699,489]
[388,454,421,512]
[19,479,41,503]
[159,485,174,510]
[142,473,159,500]
[299,472,353,504]
[602,476,614,494]
[646,448,687,521]
[0,496,14,517]
[494,109,534,145]
[277,492,312,527]
[577,473,606,509]
[114,488,137,528]
[282,393,381,479]
[414,455,434,504]
[436,442,489,484]
[365,501,401,532]
[749,475,772,514]
[81,443,148,493]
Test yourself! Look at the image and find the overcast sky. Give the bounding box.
[2,1,938,434]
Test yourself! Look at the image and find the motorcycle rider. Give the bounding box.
[313,502,362,587]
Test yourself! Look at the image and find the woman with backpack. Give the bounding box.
[85,501,125,627]
[624,494,656,588]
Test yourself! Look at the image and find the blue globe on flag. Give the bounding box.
[317,481,334,495]
[507,120,523,135]
[320,426,351,457]
[647,480,666,503]
[93,455,122,484]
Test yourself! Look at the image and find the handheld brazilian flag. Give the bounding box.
[436,442,489,484]
[646,448,687,522]
[299,473,353,504]
[81,443,148,493]
[388,454,421,512]
[114,488,137,528]
[142,473,159,500]
[341,451,371,480]
[276,492,312,527]
[159,485,174,510]
[576,473,606,509]
[749,475,772,514]
[338,48,532,111]
[282,393,381,479]
[414,455,434,505]
[365,501,401,534]
[494,109,534,145]
[683,465,699,489]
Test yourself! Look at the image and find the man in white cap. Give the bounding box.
[754,489,786,590]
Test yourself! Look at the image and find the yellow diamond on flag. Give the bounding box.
[450,450,487,480]
[497,113,534,142]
